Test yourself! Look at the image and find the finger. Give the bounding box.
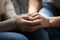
[26,13,32,16]
[30,19,42,25]
[18,24,42,32]
[31,13,39,17]
[32,19,42,25]
[31,25,42,31]
[28,16,33,21]
[21,14,33,21]
[32,15,41,20]
[21,14,29,18]
[22,19,34,24]
[25,25,42,32]
[22,16,33,21]
[22,19,42,25]
[21,14,30,20]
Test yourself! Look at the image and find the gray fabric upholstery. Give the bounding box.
[11,0,28,14]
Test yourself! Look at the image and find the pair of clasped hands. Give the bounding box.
[15,13,50,32]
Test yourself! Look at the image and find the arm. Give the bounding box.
[0,0,17,31]
[4,0,17,19]
[28,0,42,13]
[29,13,60,29]
[0,18,16,31]
[49,16,60,27]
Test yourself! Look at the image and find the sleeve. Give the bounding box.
[4,0,17,19]
[0,18,16,31]
[0,0,17,31]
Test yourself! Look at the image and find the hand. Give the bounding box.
[19,13,50,32]
[31,13,50,28]
[14,14,41,32]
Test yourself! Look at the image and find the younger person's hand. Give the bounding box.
[30,13,50,28]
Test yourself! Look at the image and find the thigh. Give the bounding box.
[29,29,49,40]
[0,32,28,40]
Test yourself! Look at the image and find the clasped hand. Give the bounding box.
[15,13,50,32]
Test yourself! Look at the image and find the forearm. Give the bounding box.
[49,16,60,27]
[0,18,16,31]
[0,0,17,31]
[28,0,42,13]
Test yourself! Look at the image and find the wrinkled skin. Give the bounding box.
[14,13,50,32]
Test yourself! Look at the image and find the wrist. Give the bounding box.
[48,18,54,27]
[14,16,19,28]
[14,16,18,25]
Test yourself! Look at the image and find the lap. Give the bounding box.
[0,32,28,40]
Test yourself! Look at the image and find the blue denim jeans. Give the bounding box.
[0,32,28,40]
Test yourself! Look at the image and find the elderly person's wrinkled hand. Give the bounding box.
[30,13,50,28]
[24,13,50,32]
[14,13,41,32]
[14,13,50,32]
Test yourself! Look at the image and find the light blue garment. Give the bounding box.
[39,8,54,18]
[0,32,28,40]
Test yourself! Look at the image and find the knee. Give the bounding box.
[0,32,28,40]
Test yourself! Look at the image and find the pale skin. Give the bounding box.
[15,0,60,32]
[28,0,60,27]
[28,0,42,13]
